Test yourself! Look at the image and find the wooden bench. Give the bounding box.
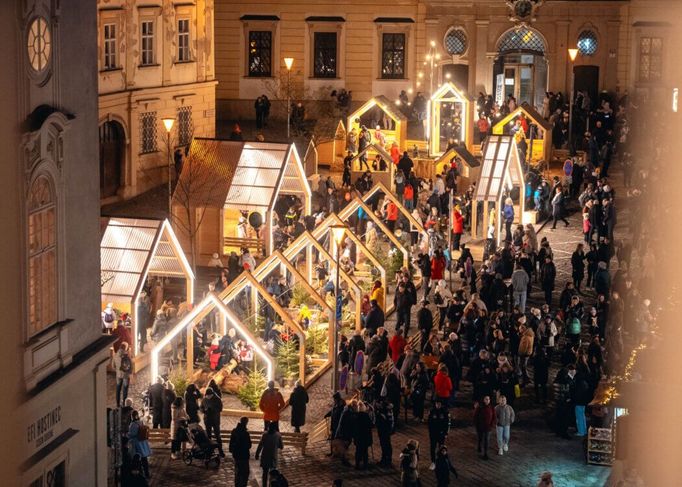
[224,237,265,255]
[145,427,309,456]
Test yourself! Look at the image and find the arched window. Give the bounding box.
[498,26,546,55]
[28,175,57,336]
[577,30,598,56]
[444,28,467,56]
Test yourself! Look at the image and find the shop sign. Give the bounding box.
[27,405,62,453]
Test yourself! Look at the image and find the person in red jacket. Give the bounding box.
[473,395,496,460]
[389,329,407,365]
[433,364,453,403]
[259,381,286,431]
[430,249,447,282]
[452,206,464,252]
[385,200,399,231]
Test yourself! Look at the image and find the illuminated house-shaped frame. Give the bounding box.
[312,213,388,311]
[172,139,312,265]
[492,102,552,165]
[429,82,474,156]
[281,230,363,330]
[150,292,273,383]
[359,181,427,239]
[349,142,395,190]
[100,217,194,362]
[338,197,411,270]
[433,146,481,193]
[472,135,526,245]
[347,95,408,150]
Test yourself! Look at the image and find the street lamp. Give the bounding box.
[567,48,579,155]
[284,57,294,139]
[161,117,175,220]
[330,224,346,392]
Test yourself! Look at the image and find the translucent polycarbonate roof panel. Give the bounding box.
[475,135,517,202]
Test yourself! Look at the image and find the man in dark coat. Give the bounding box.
[148,377,164,428]
[394,283,411,333]
[541,256,557,306]
[417,300,433,351]
[427,399,451,468]
[397,152,414,178]
[365,300,385,337]
[201,388,225,456]
[229,417,252,487]
[353,403,373,469]
[289,381,309,433]
[375,398,394,466]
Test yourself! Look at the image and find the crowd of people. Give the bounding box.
[113,82,660,487]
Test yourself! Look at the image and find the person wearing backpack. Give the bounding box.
[102,302,116,334]
[400,439,420,486]
[114,342,133,406]
[128,410,151,479]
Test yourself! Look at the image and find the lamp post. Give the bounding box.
[330,225,346,392]
[567,48,579,155]
[162,117,175,220]
[284,57,294,139]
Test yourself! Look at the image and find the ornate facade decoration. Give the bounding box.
[506,0,543,24]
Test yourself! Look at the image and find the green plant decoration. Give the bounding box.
[276,337,299,381]
[237,368,268,411]
[168,368,189,398]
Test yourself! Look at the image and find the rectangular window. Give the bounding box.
[141,20,154,66]
[177,106,193,146]
[381,33,406,79]
[313,32,337,78]
[103,23,117,69]
[248,31,272,77]
[639,36,663,82]
[178,18,190,62]
[140,111,157,153]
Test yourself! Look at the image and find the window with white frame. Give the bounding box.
[28,175,58,337]
[178,18,190,62]
[639,36,663,83]
[103,23,117,69]
[313,32,337,78]
[177,106,193,146]
[141,20,155,66]
[140,111,157,153]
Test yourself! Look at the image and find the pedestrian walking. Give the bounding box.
[114,342,133,407]
[170,397,189,460]
[494,395,515,456]
[551,187,570,229]
[259,380,286,431]
[400,439,420,487]
[200,388,225,456]
[289,380,309,433]
[427,399,450,469]
[255,423,284,487]
[511,263,529,313]
[434,444,459,486]
[353,402,373,469]
[375,398,394,467]
[473,395,496,460]
[127,410,151,479]
[229,417,252,487]
[541,256,557,306]
[184,383,202,423]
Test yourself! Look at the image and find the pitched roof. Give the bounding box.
[434,145,480,168]
[475,135,523,202]
[374,95,408,122]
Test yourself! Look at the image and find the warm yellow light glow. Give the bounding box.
[568,48,579,62]
[395,100,401,106]
[426,54,431,60]
[162,117,175,133]
[435,53,441,60]
[416,81,421,87]
[445,73,451,79]
[407,88,413,94]
[284,57,294,70]
[331,226,346,246]
[418,72,424,78]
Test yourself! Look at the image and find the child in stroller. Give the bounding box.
[181,422,221,468]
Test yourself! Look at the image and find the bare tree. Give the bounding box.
[172,147,227,272]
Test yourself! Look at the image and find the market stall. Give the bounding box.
[360,181,426,240]
[433,146,481,191]
[100,217,194,366]
[471,135,526,245]
[492,102,552,165]
[347,95,408,151]
[429,81,474,155]
[172,138,312,264]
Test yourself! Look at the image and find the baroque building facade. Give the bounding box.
[214,0,680,119]
[98,0,217,202]
[1,0,113,485]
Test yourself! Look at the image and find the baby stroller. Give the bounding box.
[181,423,221,468]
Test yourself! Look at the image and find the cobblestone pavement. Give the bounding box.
[110,158,632,486]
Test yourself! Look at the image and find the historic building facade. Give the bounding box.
[215,0,679,119]
[98,0,217,202]
[1,0,113,485]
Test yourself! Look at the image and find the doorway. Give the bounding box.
[99,120,125,199]
[574,65,600,110]
[495,54,547,111]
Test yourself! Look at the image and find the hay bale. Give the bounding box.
[222,373,248,394]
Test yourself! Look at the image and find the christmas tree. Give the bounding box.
[237,368,267,411]
[277,337,299,381]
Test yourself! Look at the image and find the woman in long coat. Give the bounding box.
[289,380,309,433]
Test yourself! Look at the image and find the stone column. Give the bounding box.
[604,20,621,91]
[475,20,491,94]
[554,20,570,94]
